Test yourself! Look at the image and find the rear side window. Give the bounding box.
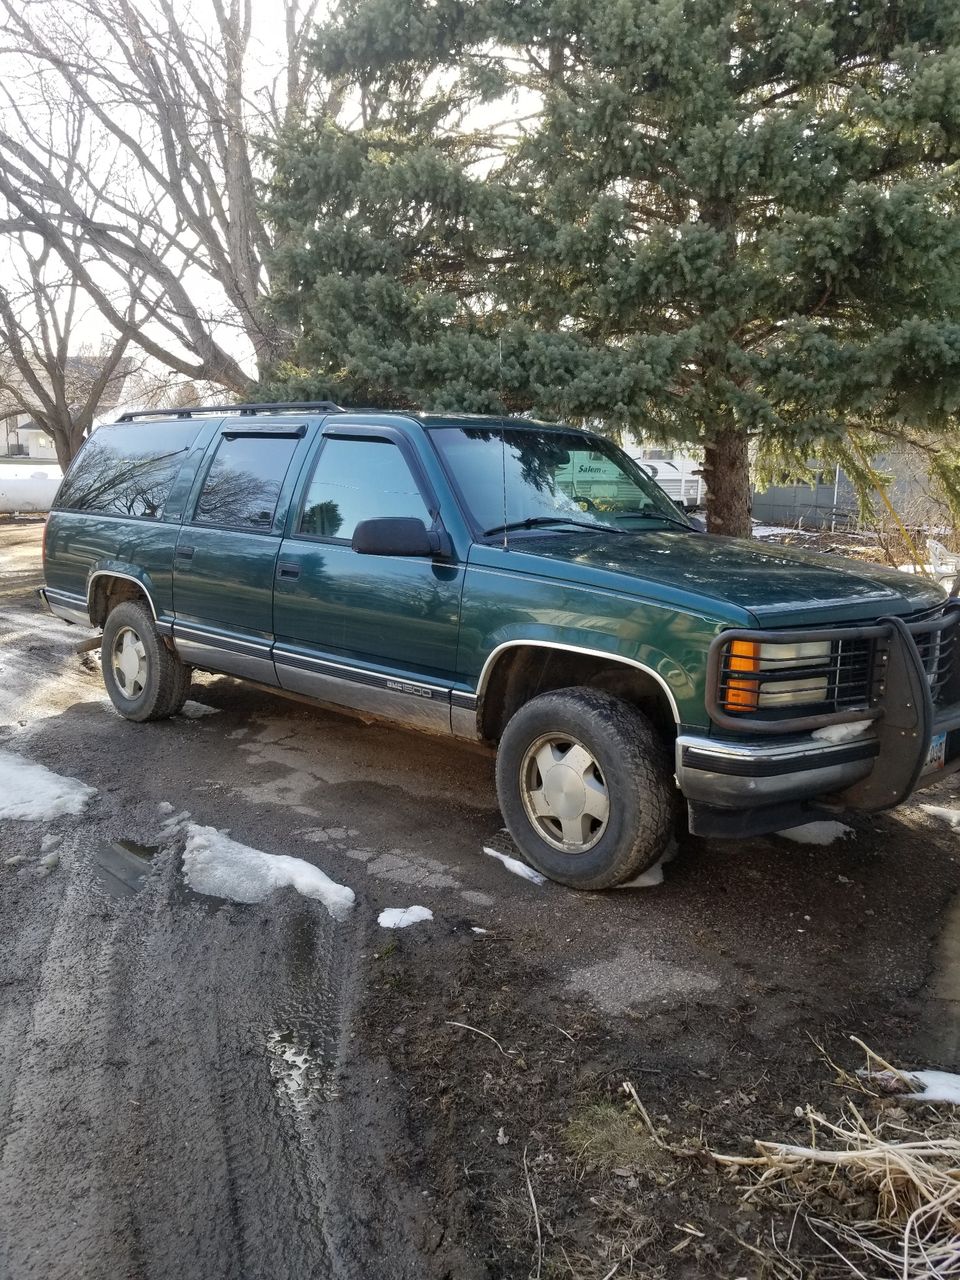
[194,435,299,530]
[55,421,200,519]
[298,438,430,540]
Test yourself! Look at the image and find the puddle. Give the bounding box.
[265,1029,338,1109]
[93,839,158,898]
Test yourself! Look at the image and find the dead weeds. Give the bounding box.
[706,1040,960,1278]
[359,931,956,1279]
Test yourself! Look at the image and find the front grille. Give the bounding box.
[906,605,959,708]
[829,636,877,710]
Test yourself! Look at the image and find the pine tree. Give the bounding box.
[266,0,960,535]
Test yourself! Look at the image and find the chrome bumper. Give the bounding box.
[676,732,879,808]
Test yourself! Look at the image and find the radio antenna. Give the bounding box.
[499,334,508,551]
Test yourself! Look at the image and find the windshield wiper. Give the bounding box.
[614,510,695,531]
[482,515,631,537]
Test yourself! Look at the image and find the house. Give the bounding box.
[0,355,134,460]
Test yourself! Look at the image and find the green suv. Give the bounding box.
[40,403,960,888]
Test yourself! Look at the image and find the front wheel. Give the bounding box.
[495,688,675,889]
[101,600,192,722]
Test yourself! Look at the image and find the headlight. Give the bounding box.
[723,640,832,712]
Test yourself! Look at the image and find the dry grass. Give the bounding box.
[492,1034,958,1279]
[563,1101,669,1173]
[707,1042,960,1279]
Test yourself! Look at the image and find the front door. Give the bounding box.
[173,425,306,684]
[272,429,464,731]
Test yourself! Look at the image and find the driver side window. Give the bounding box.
[298,438,430,541]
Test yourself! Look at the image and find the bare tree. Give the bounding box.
[0,0,333,394]
[0,98,160,466]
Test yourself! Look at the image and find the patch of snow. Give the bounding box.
[0,749,95,820]
[471,926,489,934]
[181,823,355,919]
[160,809,191,836]
[39,851,60,871]
[40,832,61,853]
[615,838,680,889]
[920,804,960,830]
[377,905,433,929]
[812,720,875,744]
[616,858,666,888]
[901,1070,960,1105]
[482,846,547,885]
[752,524,815,539]
[157,801,174,816]
[777,820,854,846]
[179,701,221,719]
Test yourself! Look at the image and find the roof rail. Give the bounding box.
[115,401,345,422]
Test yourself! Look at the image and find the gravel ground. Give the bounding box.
[1,517,958,1279]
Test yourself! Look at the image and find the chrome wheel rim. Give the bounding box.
[520,733,610,853]
[112,626,148,699]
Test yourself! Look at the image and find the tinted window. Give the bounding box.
[194,435,298,529]
[298,439,429,540]
[56,421,200,518]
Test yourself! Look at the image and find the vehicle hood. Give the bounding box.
[473,530,946,625]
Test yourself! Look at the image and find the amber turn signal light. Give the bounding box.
[724,639,760,711]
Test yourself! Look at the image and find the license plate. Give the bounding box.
[923,731,947,774]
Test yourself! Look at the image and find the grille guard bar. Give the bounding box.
[705,602,960,811]
[706,621,888,734]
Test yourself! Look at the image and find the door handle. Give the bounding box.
[277,562,301,580]
[175,545,195,560]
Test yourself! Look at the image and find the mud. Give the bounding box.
[1,517,959,1279]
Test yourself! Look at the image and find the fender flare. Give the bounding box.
[475,639,683,726]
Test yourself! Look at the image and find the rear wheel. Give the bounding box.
[495,687,675,889]
[101,600,192,722]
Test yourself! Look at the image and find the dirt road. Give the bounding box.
[1,518,958,1278]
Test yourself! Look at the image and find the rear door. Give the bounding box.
[272,424,465,730]
[172,421,310,684]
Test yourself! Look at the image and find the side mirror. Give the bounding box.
[351,517,448,557]
[674,498,699,513]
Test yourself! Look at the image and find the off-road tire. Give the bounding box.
[495,687,675,890]
[101,600,192,722]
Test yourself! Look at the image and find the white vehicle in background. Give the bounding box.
[0,462,62,513]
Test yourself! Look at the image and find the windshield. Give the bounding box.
[428,426,691,534]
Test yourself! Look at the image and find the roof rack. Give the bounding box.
[115,401,345,422]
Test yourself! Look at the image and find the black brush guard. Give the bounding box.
[705,603,960,812]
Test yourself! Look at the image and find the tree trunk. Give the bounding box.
[51,429,74,472]
[47,420,86,471]
[702,423,752,537]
